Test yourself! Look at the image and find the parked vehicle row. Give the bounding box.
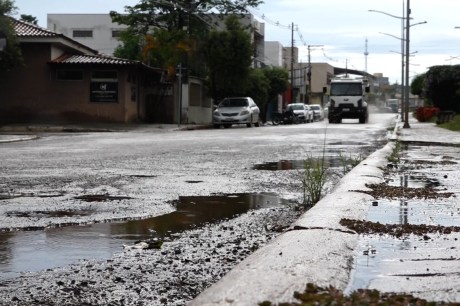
[271,103,324,126]
[212,98,325,129]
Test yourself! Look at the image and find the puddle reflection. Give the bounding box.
[0,192,288,281]
[253,156,344,170]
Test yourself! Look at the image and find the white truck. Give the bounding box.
[323,77,370,124]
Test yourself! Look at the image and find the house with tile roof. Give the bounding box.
[0,18,175,124]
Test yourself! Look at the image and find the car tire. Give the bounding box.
[223,124,232,128]
[247,116,253,128]
[213,124,221,129]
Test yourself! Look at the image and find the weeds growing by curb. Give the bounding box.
[387,140,401,163]
[301,155,327,207]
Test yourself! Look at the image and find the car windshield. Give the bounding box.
[287,104,303,110]
[310,105,320,110]
[220,98,249,107]
[330,83,362,96]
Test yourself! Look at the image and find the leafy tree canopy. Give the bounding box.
[110,0,261,77]
[410,73,425,98]
[0,0,23,70]
[202,15,253,101]
[0,0,15,15]
[19,14,37,24]
[425,65,460,113]
[110,0,262,35]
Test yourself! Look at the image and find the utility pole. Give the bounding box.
[403,0,411,128]
[290,22,295,103]
[307,45,323,104]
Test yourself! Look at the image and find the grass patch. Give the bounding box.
[438,114,460,131]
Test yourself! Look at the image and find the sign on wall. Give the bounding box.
[90,81,118,103]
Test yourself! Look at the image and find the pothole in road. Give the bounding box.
[74,194,134,202]
[253,156,345,170]
[0,192,291,281]
[0,192,65,200]
[6,210,93,218]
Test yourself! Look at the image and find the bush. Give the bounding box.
[415,106,439,122]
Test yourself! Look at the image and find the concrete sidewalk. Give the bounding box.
[189,118,460,305]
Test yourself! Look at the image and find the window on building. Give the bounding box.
[111,30,123,38]
[73,30,93,38]
[56,70,84,81]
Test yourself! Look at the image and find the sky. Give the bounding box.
[12,0,460,84]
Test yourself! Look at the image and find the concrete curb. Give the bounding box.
[0,135,40,143]
[189,141,395,305]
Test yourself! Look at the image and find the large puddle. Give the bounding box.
[346,195,460,293]
[0,192,289,281]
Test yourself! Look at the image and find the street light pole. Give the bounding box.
[403,0,411,128]
[369,5,408,121]
[290,22,295,104]
[307,44,323,104]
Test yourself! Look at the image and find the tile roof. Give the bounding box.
[51,54,139,65]
[13,19,60,38]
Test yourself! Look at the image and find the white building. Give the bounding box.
[47,14,127,55]
[264,41,283,67]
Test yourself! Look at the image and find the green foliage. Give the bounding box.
[338,152,364,175]
[202,15,253,101]
[19,14,37,24]
[388,140,401,164]
[0,0,15,15]
[110,0,262,71]
[244,68,269,115]
[425,65,460,112]
[410,73,425,97]
[0,0,23,70]
[113,28,143,61]
[262,65,289,101]
[301,155,327,207]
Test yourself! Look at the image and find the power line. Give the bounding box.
[247,7,339,63]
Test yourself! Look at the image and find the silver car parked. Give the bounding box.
[213,97,261,128]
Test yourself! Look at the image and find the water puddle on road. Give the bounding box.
[0,192,289,281]
[345,197,460,293]
[253,156,345,170]
[386,175,441,189]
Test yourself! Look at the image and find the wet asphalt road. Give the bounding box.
[0,113,397,305]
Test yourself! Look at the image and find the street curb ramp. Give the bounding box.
[189,142,395,306]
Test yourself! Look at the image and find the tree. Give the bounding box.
[260,66,289,122]
[19,14,37,24]
[410,73,425,98]
[110,0,262,36]
[0,0,22,70]
[110,0,261,76]
[114,28,143,61]
[425,65,460,113]
[202,15,253,102]
[244,68,269,120]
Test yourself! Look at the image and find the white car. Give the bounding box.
[310,104,324,121]
[285,103,313,123]
[213,97,260,128]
